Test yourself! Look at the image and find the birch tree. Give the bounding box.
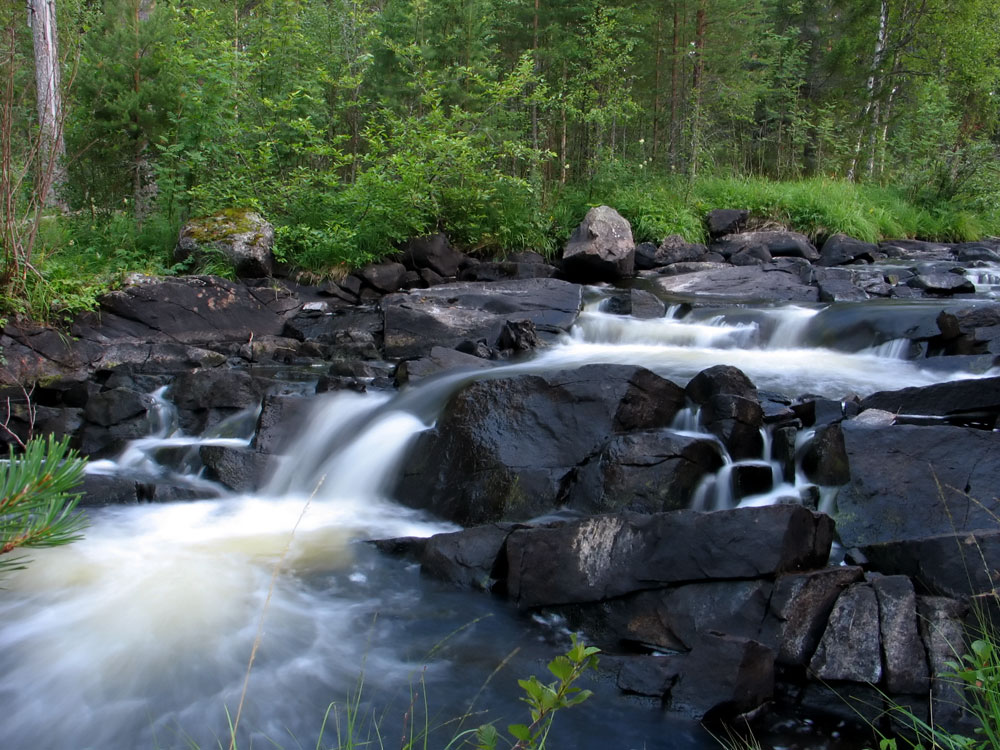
[28,0,65,207]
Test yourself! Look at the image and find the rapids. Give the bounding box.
[0,291,996,749]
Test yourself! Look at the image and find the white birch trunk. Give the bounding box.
[28,0,66,208]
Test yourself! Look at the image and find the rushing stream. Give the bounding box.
[0,290,996,750]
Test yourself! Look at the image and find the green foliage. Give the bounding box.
[474,635,600,750]
[0,435,88,577]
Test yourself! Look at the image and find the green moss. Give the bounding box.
[184,209,259,244]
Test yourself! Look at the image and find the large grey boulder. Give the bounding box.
[712,231,820,262]
[392,365,687,525]
[504,505,834,609]
[834,423,1000,548]
[175,210,275,278]
[561,205,635,281]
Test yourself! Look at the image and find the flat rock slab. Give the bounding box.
[505,505,834,609]
[860,376,1000,426]
[382,278,583,359]
[655,264,820,303]
[835,423,1000,548]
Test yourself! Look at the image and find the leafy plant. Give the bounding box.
[0,434,88,577]
[474,635,600,750]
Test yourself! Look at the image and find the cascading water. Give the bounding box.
[1,291,997,750]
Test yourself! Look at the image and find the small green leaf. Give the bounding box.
[508,723,532,742]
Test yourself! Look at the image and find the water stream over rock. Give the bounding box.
[1,273,998,748]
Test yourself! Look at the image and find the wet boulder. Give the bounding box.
[907,273,976,295]
[656,263,820,303]
[862,530,1000,601]
[567,430,724,515]
[705,209,749,239]
[83,387,153,427]
[873,575,929,694]
[399,233,465,278]
[561,205,635,281]
[382,278,582,360]
[800,423,850,485]
[834,423,1000,548]
[600,289,667,319]
[418,523,517,591]
[200,445,276,493]
[356,262,408,294]
[395,346,496,385]
[392,365,686,525]
[952,241,1000,263]
[175,210,275,278]
[712,231,820,263]
[283,306,383,360]
[667,633,775,720]
[859,376,1000,429]
[685,365,764,460]
[761,566,865,666]
[635,235,710,270]
[818,234,879,267]
[503,505,834,609]
[808,582,882,683]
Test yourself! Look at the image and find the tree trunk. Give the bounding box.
[848,0,889,181]
[668,2,680,171]
[28,0,66,208]
[689,0,706,179]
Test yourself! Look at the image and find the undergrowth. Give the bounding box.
[8,173,999,322]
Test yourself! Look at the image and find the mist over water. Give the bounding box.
[0,294,996,749]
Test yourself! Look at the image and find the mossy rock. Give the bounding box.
[175,209,275,278]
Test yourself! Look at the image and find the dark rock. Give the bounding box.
[83,388,152,427]
[504,505,834,609]
[771,425,798,483]
[818,234,879,267]
[863,531,1000,601]
[284,307,383,359]
[918,596,971,732]
[730,245,772,266]
[393,365,686,525]
[561,205,636,281]
[382,278,582,360]
[653,261,730,277]
[908,273,976,295]
[254,394,315,454]
[400,234,464,277]
[615,656,680,697]
[395,346,495,385]
[713,231,819,262]
[496,319,540,353]
[792,398,844,427]
[808,583,882,683]
[458,261,558,282]
[873,575,929,694]
[801,423,849,485]
[169,370,264,411]
[860,376,1000,429]
[952,242,1000,262]
[818,279,869,302]
[706,209,749,239]
[568,430,724,514]
[358,262,408,293]
[730,462,773,500]
[656,264,820,303]
[200,445,275,493]
[835,423,1000,548]
[80,473,142,505]
[600,290,667,319]
[762,566,865,666]
[175,211,275,278]
[668,633,774,720]
[798,300,947,353]
[685,365,763,460]
[419,524,515,590]
[642,235,711,268]
[879,239,955,260]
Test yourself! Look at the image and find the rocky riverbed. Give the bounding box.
[1,207,999,746]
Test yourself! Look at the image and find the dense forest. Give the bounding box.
[2,0,999,318]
